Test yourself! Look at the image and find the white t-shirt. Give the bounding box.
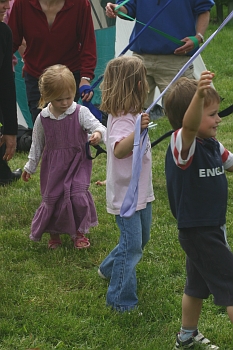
[106,113,155,215]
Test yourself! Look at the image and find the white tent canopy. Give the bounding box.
[17,103,27,128]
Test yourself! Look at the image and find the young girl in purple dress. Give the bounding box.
[22,64,106,249]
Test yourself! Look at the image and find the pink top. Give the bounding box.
[106,113,155,215]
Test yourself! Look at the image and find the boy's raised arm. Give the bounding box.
[181,71,214,159]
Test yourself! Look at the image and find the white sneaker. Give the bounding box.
[174,330,219,349]
[98,268,107,280]
[194,331,219,349]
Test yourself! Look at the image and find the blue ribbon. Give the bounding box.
[120,114,148,218]
[79,85,102,122]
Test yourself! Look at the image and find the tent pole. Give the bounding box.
[90,0,103,29]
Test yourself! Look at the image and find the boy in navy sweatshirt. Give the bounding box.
[165,72,233,349]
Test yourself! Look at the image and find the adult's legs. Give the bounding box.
[142,53,194,98]
[0,144,12,180]
[0,107,21,185]
[227,306,233,323]
[140,53,195,120]
[72,70,81,102]
[0,143,22,185]
[24,71,41,125]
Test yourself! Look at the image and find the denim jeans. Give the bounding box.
[99,202,152,312]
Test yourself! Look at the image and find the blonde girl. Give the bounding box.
[98,56,155,312]
[22,64,106,249]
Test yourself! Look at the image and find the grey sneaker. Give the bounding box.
[174,329,219,349]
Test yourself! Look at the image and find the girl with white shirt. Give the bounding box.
[22,64,106,249]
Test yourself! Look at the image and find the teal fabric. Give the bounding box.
[14,51,33,128]
[91,26,116,105]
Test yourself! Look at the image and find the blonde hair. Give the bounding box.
[100,55,148,116]
[164,77,221,130]
[38,64,76,109]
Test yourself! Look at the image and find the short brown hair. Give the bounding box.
[164,77,220,130]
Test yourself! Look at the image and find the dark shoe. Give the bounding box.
[0,168,22,186]
[11,168,22,180]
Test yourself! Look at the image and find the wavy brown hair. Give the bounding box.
[100,55,148,117]
[38,64,76,109]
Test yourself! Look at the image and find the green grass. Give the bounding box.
[1,20,233,350]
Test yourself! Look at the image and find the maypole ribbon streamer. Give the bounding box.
[116,10,183,46]
[114,0,130,9]
[120,11,233,218]
[119,115,149,218]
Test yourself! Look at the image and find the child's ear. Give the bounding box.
[137,81,141,90]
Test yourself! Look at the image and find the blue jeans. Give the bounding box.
[99,202,152,312]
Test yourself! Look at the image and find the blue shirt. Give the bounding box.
[116,0,215,55]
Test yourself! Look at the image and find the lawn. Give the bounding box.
[1,13,233,350]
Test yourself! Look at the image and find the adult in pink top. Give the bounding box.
[8,0,97,124]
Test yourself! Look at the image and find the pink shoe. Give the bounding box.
[73,233,90,249]
[48,239,62,249]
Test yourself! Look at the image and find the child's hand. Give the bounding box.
[22,171,31,182]
[89,131,101,146]
[141,113,150,132]
[197,71,214,98]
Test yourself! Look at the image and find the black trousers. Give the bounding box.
[0,108,12,180]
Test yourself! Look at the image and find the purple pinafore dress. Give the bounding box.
[29,105,98,241]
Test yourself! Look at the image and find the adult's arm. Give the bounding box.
[6,0,24,53]
[181,71,214,159]
[195,11,210,42]
[106,2,128,18]
[174,11,210,55]
[79,0,97,80]
[78,0,97,101]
